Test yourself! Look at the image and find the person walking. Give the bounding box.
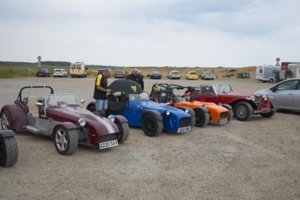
[125,68,144,91]
[93,68,112,116]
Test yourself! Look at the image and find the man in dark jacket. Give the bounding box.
[93,68,112,116]
[125,68,144,91]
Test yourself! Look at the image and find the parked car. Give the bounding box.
[149,71,162,79]
[254,78,300,111]
[185,71,198,80]
[150,83,233,127]
[0,86,129,155]
[167,70,181,79]
[200,71,214,80]
[36,68,51,77]
[53,68,68,77]
[0,130,18,167]
[183,83,277,121]
[86,80,195,137]
[114,70,126,78]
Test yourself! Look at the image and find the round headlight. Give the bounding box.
[78,118,86,127]
[164,110,170,116]
[108,115,115,122]
[262,95,268,101]
[185,108,189,113]
[250,96,256,101]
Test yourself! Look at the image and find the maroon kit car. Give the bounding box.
[0,86,129,155]
[183,83,276,121]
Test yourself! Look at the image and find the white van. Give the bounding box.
[70,62,88,78]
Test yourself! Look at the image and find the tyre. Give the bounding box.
[261,102,276,118]
[0,136,18,167]
[185,107,195,128]
[234,102,253,121]
[193,108,210,127]
[269,78,274,83]
[260,111,276,118]
[115,120,129,143]
[1,110,15,131]
[142,114,163,137]
[53,127,78,155]
[222,104,233,123]
[87,104,96,113]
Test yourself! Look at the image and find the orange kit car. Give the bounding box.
[150,83,233,127]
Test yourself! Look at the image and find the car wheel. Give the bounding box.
[222,104,234,123]
[234,102,253,121]
[142,114,163,137]
[185,107,195,128]
[87,104,96,113]
[261,102,276,118]
[194,107,210,127]
[115,120,129,143]
[0,135,18,167]
[1,110,15,131]
[53,127,78,155]
[269,78,274,83]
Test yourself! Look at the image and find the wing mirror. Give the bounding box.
[270,87,276,93]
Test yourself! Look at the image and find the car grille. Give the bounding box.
[98,133,117,143]
[179,117,191,127]
[220,112,228,119]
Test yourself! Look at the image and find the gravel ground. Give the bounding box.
[0,76,299,200]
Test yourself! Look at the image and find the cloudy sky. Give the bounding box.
[0,0,299,67]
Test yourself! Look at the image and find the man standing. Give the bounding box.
[93,68,112,116]
[126,68,144,91]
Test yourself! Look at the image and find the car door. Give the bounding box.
[292,81,300,110]
[271,80,299,109]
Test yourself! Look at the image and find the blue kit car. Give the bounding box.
[87,80,195,137]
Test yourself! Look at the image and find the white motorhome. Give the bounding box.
[70,62,88,78]
[255,65,280,83]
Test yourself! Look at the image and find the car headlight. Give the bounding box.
[78,118,86,127]
[262,95,268,101]
[108,115,115,122]
[185,108,189,113]
[164,110,170,116]
[250,96,256,101]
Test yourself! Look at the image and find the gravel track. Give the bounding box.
[0,77,299,200]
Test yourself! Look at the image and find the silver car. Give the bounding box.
[255,78,300,111]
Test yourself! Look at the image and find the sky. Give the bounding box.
[0,0,299,68]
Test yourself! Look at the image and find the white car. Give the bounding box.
[167,70,181,79]
[53,69,68,77]
[200,71,214,80]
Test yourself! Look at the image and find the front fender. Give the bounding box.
[176,106,196,117]
[0,130,16,138]
[142,110,163,122]
[52,122,77,137]
[222,104,233,111]
[114,115,128,123]
[1,104,28,129]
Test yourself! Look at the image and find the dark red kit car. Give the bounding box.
[0,86,129,155]
[183,83,276,121]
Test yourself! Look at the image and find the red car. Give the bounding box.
[183,83,276,121]
[0,86,129,155]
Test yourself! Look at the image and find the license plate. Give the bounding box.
[177,126,191,133]
[99,140,118,149]
[219,119,228,124]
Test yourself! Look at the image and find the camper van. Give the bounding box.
[255,65,280,83]
[70,62,88,78]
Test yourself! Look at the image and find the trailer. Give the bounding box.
[255,65,280,83]
[287,63,300,79]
